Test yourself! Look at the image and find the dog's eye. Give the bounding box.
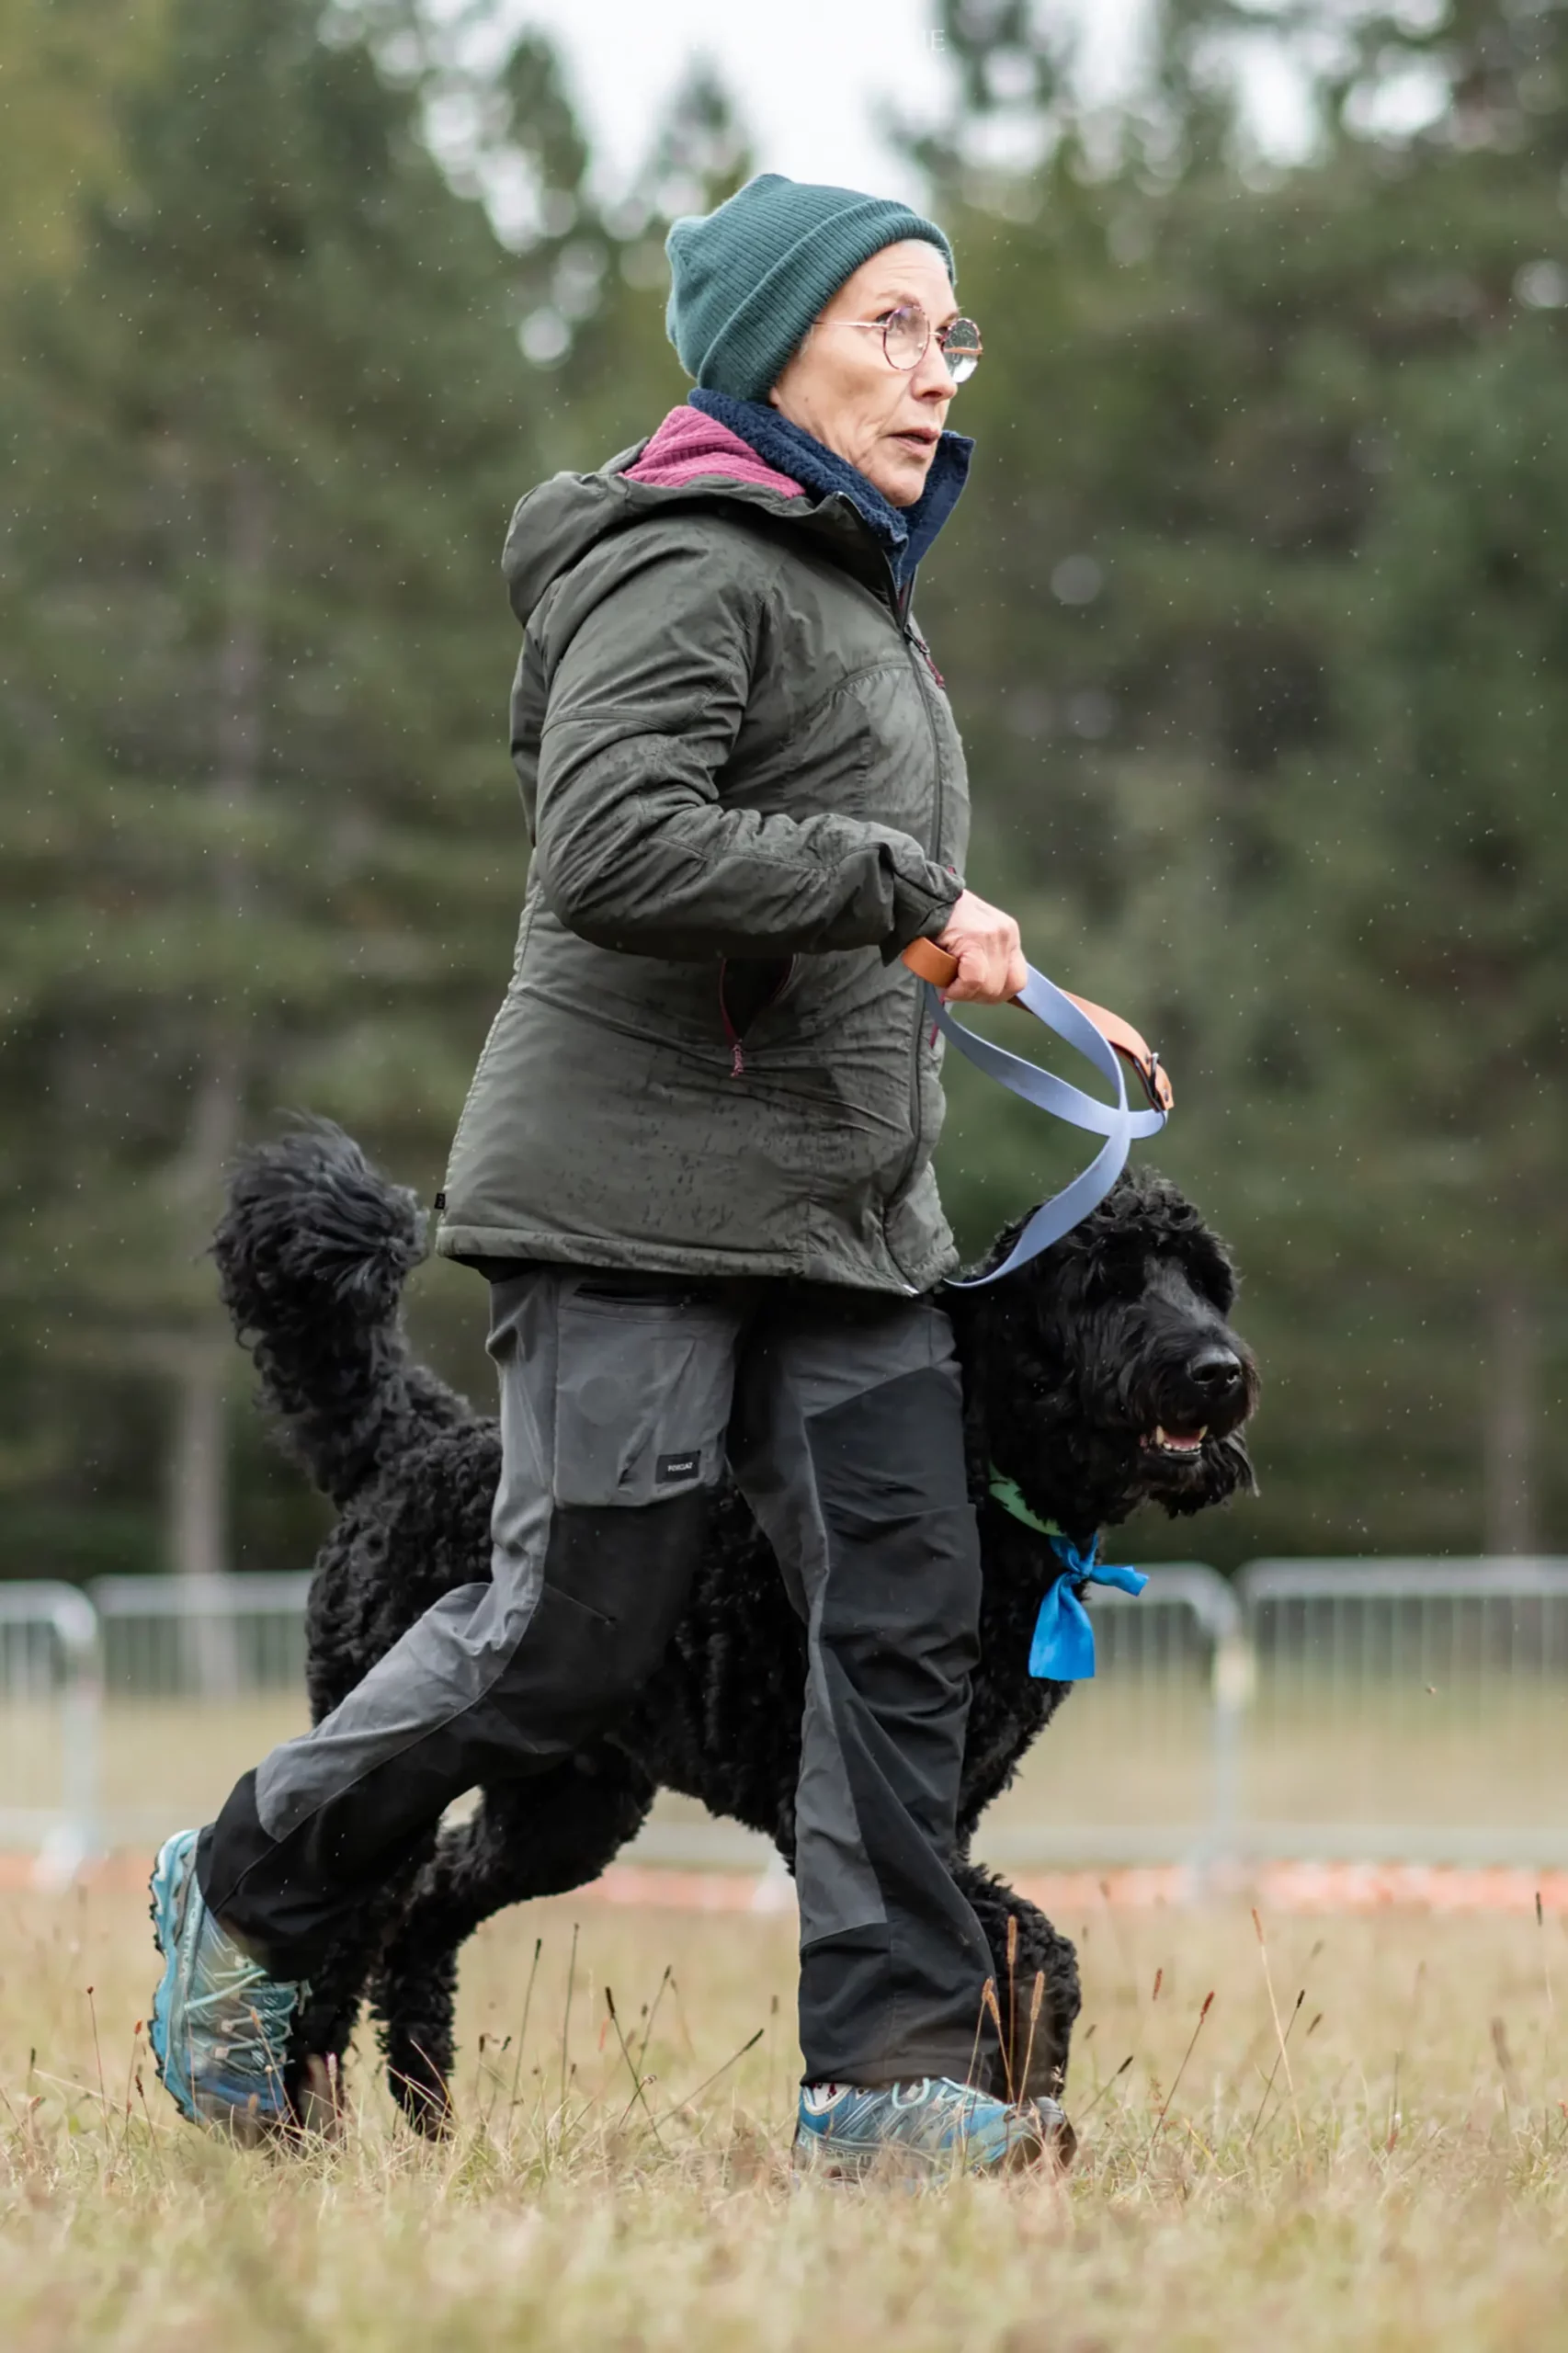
[1184,1244,1235,1314]
[1084,1256,1144,1305]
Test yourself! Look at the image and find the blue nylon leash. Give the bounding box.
[923,963,1169,1288]
[988,1466,1149,1679]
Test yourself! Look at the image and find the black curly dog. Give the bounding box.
[213,1127,1257,2135]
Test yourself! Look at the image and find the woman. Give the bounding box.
[150,173,1040,2179]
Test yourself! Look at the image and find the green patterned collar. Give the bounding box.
[986,1464,1065,1541]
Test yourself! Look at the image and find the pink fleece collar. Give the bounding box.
[623,404,804,498]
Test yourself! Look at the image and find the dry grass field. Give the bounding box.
[5,1881,1568,2350]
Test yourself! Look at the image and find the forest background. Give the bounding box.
[2,0,1563,1585]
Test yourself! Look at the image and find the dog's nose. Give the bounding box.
[1187,1345,1244,1398]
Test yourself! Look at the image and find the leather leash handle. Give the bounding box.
[901,937,1174,1115]
[901,936,962,990]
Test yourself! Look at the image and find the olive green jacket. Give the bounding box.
[436,444,971,1292]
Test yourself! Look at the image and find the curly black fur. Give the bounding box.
[214,1125,1257,2133]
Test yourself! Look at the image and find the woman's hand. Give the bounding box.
[933,889,1028,1003]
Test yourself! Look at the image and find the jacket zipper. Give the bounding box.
[718,954,798,1077]
[892,563,949,913]
[889,561,951,1230]
[906,617,946,686]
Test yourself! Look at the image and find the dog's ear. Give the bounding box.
[1184,1227,1238,1317]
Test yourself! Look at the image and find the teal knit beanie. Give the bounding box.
[665,172,956,402]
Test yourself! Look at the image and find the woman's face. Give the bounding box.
[768,239,960,508]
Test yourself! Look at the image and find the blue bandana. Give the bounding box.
[687,387,972,592]
[987,1467,1149,1681]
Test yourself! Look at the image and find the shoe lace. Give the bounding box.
[187,1936,300,2076]
[892,2079,1011,2150]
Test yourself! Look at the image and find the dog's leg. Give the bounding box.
[369,1746,656,2132]
[282,1852,434,2134]
[954,1858,1081,2150]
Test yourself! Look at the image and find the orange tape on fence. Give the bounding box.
[7,1854,1568,1915]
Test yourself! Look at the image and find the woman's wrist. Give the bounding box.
[881,866,964,963]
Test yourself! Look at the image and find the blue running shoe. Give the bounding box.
[793,2077,1046,2183]
[148,1828,307,2142]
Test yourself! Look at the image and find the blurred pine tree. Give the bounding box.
[912,0,1568,1558]
[2,0,1563,1581]
[0,0,605,1576]
[0,0,170,291]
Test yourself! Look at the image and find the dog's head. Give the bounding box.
[946,1166,1259,1539]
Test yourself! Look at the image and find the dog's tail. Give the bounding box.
[214,1121,445,1506]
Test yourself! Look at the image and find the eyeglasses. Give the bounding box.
[812,302,983,386]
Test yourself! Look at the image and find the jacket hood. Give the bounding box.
[502,404,971,631]
[622,403,806,497]
[500,449,808,632]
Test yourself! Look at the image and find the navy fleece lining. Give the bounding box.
[687,388,972,591]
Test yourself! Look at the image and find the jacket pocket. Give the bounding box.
[718,955,800,1075]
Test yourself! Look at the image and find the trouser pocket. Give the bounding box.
[552,1280,741,1508]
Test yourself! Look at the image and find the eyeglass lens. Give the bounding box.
[883,304,982,384]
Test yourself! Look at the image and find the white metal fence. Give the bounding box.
[2,1561,1565,1873]
[1238,1559,1568,1866]
[976,1564,1243,1870]
[0,1582,100,1875]
[91,1574,312,1848]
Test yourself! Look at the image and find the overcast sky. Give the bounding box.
[483,0,1171,205]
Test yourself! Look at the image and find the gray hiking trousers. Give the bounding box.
[199,1269,996,2086]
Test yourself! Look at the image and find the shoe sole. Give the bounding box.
[148,1830,200,2125]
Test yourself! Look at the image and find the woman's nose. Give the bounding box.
[909,339,955,399]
